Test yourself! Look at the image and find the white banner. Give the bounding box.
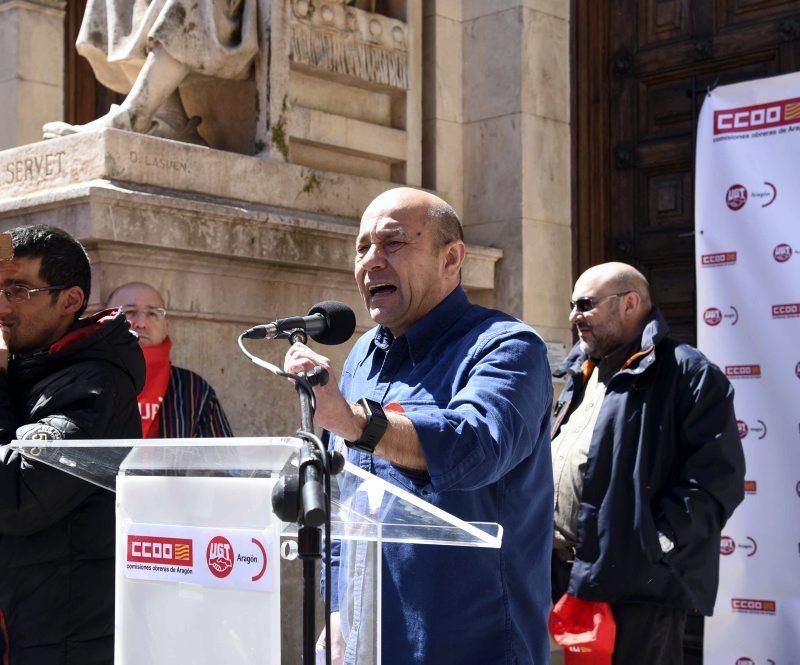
[123,522,276,592]
[696,72,800,664]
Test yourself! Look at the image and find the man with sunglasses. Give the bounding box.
[550,262,745,664]
[0,225,145,665]
[107,282,233,438]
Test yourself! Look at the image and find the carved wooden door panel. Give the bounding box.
[575,0,800,345]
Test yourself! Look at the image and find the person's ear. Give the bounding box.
[443,240,466,279]
[60,286,85,317]
[622,291,641,319]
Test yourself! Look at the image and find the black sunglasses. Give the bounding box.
[570,291,633,313]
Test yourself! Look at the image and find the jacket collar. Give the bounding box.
[553,307,670,381]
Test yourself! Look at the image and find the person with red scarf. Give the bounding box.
[107,282,233,438]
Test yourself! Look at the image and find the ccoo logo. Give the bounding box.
[207,536,234,579]
[701,251,737,267]
[772,303,800,318]
[714,96,800,134]
[726,365,761,379]
[731,598,776,614]
[127,535,193,566]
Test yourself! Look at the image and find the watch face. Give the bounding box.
[362,398,385,420]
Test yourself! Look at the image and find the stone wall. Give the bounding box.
[423,0,573,378]
[0,0,64,150]
[0,130,502,437]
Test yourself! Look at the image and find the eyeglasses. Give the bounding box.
[0,284,66,303]
[570,291,633,313]
[119,306,167,321]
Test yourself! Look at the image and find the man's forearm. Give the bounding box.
[337,403,427,471]
[374,414,427,470]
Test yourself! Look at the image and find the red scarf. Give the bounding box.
[139,337,172,438]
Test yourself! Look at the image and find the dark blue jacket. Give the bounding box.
[552,308,744,615]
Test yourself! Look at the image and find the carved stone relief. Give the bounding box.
[288,0,409,90]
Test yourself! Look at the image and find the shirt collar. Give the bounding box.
[371,286,470,365]
[403,286,469,364]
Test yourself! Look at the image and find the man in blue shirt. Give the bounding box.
[285,187,553,664]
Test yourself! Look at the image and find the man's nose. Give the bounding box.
[568,306,582,325]
[360,245,385,270]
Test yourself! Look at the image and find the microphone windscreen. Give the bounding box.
[307,301,356,345]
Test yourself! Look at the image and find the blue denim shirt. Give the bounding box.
[331,287,553,664]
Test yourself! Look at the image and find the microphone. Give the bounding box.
[243,301,356,345]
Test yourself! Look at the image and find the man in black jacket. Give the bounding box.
[551,262,745,665]
[0,225,145,665]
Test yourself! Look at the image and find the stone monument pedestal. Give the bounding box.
[0,130,501,437]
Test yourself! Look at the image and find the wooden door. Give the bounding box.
[573,0,800,345]
[64,0,123,125]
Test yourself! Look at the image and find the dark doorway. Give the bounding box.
[572,1,800,661]
[64,0,124,125]
[572,0,800,347]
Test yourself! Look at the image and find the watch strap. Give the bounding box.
[345,397,388,454]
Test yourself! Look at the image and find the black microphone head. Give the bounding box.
[307,301,356,345]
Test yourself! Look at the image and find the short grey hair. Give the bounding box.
[427,203,464,246]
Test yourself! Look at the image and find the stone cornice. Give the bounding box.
[0,0,65,15]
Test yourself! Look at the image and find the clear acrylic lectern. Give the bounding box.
[11,438,502,665]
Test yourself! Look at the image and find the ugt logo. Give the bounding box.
[773,243,794,263]
[207,536,234,578]
[703,306,738,326]
[726,184,748,211]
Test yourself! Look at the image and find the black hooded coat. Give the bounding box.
[0,310,144,665]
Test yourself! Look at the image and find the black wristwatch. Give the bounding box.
[345,398,388,454]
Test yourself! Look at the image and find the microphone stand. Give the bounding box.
[237,325,342,665]
[288,329,330,665]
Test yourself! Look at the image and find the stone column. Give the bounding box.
[0,0,65,150]
[460,0,572,357]
[422,1,464,214]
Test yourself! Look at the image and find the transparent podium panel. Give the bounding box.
[12,439,502,665]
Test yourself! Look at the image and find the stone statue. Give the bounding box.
[43,0,259,145]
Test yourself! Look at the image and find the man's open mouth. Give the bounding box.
[368,284,397,297]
